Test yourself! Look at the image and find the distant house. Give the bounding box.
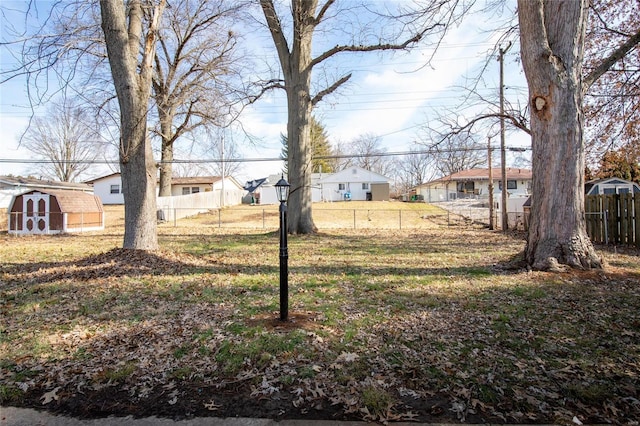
[315,167,390,202]
[8,189,104,235]
[585,177,640,195]
[243,167,391,204]
[84,173,124,205]
[0,175,93,209]
[414,168,532,203]
[86,173,244,206]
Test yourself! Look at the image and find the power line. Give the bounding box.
[0,146,530,166]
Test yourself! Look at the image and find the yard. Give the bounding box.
[1,203,639,423]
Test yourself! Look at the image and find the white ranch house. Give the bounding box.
[244,167,391,204]
[414,168,533,203]
[86,173,244,207]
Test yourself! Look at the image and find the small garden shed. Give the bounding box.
[8,189,104,235]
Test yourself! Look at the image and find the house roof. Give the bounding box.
[16,189,103,213]
[422,168,532,185]
[84,172,121,184]
[171,176,222,185]
[244,177,268,192]
[0,176,93,192]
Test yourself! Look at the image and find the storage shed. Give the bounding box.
[8,189,104,235]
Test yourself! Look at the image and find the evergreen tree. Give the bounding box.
[281,116,334,174]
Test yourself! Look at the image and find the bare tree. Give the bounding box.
[258,0,466,234]
[348,134,394,177]
[100,0,166,250]
[393,149,436,197]
[22,96,102,182]
[519,0,640,270]
[153,0,246,196]
[518,0,599,270]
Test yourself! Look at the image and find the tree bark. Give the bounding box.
[518,0,601,269]
[158,99,174,197]
[100,0,162,250]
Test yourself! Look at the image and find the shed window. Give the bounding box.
[38,199,46,216]
[182,187,190,195]
[338,183,346,190]
[191,187,200,194]
[110,184,120,194]
[362,183,369,190]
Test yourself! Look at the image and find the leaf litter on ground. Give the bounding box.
[0,219,639,424]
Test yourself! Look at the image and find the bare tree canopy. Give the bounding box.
[22,96,103,182]
[258,0,470,234]
[153,0,246,196]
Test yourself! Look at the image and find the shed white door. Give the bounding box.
[23,193,50,234]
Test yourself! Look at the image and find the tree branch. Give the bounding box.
[310,25,437,68]
[583,27,640,92]
[311,73,351,106]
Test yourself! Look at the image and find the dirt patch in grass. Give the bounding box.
[1,223,639,424]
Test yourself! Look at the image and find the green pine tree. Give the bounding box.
[281,116,335,174]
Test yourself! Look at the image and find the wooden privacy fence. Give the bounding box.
[585,194,639,247]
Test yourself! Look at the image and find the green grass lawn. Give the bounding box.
[1,207,639,423]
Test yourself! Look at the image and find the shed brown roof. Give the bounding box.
[23,189,103,213]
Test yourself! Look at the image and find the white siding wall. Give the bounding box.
[92,175,124,204]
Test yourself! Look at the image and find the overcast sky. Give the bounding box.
[0,0,529,182]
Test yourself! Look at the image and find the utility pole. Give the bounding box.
[498,42,511,232]
[488,136,495,230]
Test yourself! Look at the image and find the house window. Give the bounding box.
[498,180,517,190]
[110,184,120,194]
[338,183,346,190]
[457,181,475,192]
[191,187,200,194]
[182,187,190,195]
[362,183,369,190]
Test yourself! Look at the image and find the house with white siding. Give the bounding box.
[243,167,391,204]
[414,168,532,203]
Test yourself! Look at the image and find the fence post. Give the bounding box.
[218,209,222,228]
[635,194,640,248]
[353,210,356,229]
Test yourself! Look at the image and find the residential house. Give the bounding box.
[315,167,390,202]
[414,168,532,203]
[86,173,244,206]
[84,173,124,205]
[243,167,391,204]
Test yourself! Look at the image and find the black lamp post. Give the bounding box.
[275,175,290,321]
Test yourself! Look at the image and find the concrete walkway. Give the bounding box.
[1,407,451,426]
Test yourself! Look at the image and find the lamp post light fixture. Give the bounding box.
[275,175,290,321]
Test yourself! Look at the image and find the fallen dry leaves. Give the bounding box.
[0,223,639,424]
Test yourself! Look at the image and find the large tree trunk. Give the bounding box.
[518,0,601,270]
[100,0,162,250]
[158,105,173,197]
[286,74,316,234]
